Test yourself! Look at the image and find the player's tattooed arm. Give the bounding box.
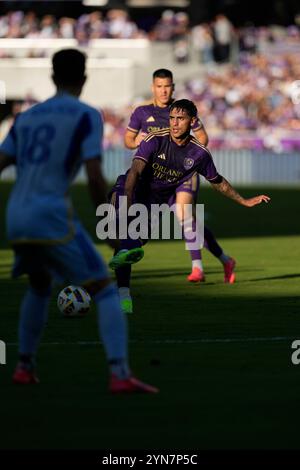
[125,158,147,207]
[212,176,270,207]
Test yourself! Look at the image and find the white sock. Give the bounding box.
[219,253,230,265]
[192,260,203,271]
[19,287,50,357]
[119,287,131,300]
[94,284,130,379]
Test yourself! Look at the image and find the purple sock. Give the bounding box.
[204,226,223,258]
[116,265,131,288]
[183,218,202,261]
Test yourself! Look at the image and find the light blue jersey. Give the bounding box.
[0,92,103,244]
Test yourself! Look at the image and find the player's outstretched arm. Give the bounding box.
[124,158,147,207]
[211,176,270,207]
[0,152,14,176]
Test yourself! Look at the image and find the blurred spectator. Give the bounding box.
[58,17,75,39]
[106,9,140,39]
[173,12,190,63]
[212,14,234,63]
[40,15,57,38]
[239,22,257,54]
[173,11,189,41]
[21,11,38,37]
[174,38,189,63]
[191,23,214,63]
[88,11,106,39]
[150,10,175,41]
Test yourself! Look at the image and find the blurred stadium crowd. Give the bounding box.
[102,53,300,152]
[0,8,299,152]
[0,8,299,59]
[0,9,144,43]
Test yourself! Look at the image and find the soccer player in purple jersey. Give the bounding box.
[124,68,236,289]
[110,100,270,313]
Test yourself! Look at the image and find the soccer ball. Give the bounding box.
[57,285,91,317]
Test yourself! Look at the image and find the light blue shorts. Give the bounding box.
[12,223,108,285]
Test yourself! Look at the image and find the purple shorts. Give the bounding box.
[176,173,199,199]
[110,172,199,207]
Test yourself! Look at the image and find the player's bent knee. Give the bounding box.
[29,272,52,296]
[175,191,194,205]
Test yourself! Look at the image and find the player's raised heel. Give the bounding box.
[109,247,144,270]
[12,364,39,384]
[187,267,205,283]
[109,374,159,394]
[224,258,236,284]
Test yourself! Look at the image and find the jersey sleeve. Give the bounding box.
[127,107,142,133]
[196,148,220,182]
[80,108,103,161]
[0,122,17,157]
[133,135,158,164]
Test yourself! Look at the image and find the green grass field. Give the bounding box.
[0,182,300,450]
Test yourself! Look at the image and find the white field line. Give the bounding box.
[6,336,295,347]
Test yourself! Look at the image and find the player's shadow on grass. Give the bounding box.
[249,273,300,282]
[131,267,264,280]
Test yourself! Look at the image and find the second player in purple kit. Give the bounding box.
[124,68,236,293]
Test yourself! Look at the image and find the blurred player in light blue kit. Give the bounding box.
[0,49,157,393]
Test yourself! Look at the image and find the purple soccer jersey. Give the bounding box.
[127,103,203,135]
[132,130,220,203]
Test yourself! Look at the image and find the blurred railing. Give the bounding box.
[0,38,150,63]
[205,150,300,185]
[2,148,300,186]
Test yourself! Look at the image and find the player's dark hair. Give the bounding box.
[153,69,173,81]
[169,99,197,118]
[52,49,86,86]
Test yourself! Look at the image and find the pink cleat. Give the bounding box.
[187,267,205,283]
[12,364,39,384]
[109,375,159,394]
[224,258,236,284]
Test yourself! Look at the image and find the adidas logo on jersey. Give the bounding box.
[146,116,155,122]
[158,153,166,160]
